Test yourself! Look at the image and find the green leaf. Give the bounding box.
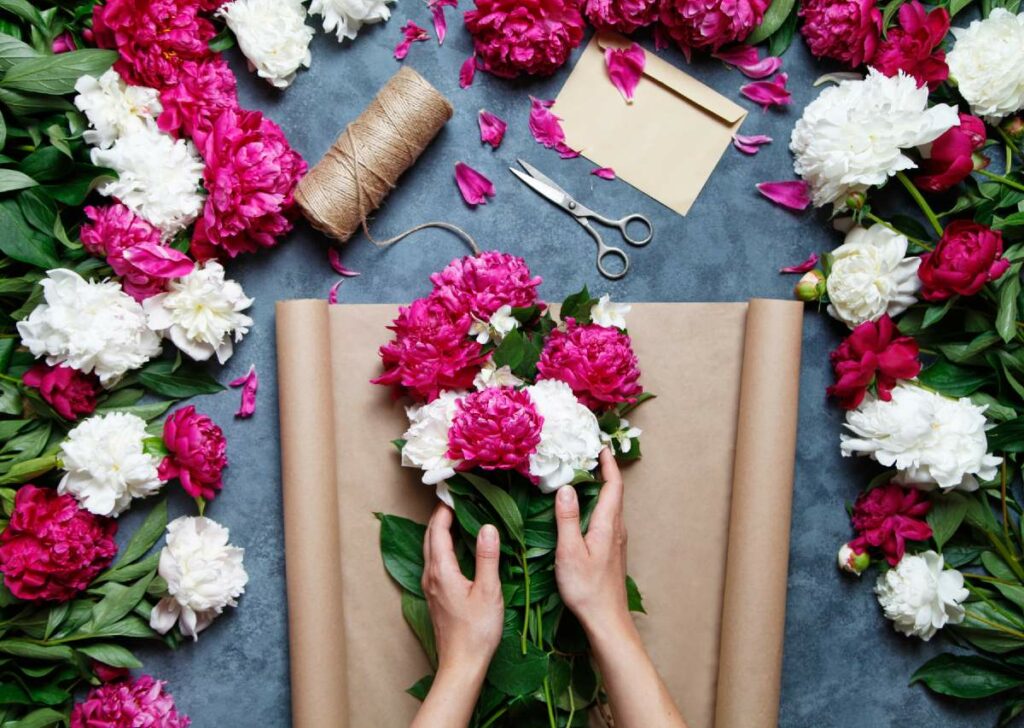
[918,358,994,397]
[939,331,1001,364]
[376,513,426,597]
[0,198,56,268]
[922,297,956,329]
[486,636,549,696]
[77,643,143,669]
[997,272,1022,344]
[766,8,799,56]
[6,707,66,728]
[949,0,974,15]
[0,0,44,30]
[0,87,75,116]
[490,328,525,371]
[560,287,595,324]
[460,472,525,545]
[112,499,167,570]
[0,32,39,73]
[983,551,1018,581]
[96,400,175,421]
[208,27,236,53]
[746,0,796,44]
[1,49,118,95]
[43,601,69,640]
[138,365,224,398]
[405,674,434,702]
[927,492,968,551]
[626,574,645,614]
[88,573,155,631]
[911,653,1023,698]
[988,418,1024,453]
[0,640,73,661]
[401,592,437,667]
[0,168,35,194]
[0,455,58,485]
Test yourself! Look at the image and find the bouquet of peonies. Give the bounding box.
[373,252,650,726]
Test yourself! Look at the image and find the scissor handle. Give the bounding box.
[590,212,653,247]
[596,244,630,280]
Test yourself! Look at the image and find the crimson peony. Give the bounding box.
[915,114,987,193]
[658,0,770,58]
[584,0,659,34]
[22,363,101,421]
[872,1,950,90]
[159,406,228,501]
[80,203,171,302]
[850,483,932,566]
[71,676,190,728]
[159,58,240,138]
[798,0,881,68]
[918,221,1011,300]
[447,387,543,475]
[537,320,643,410]
[430,251,543,323]
[464,0,585,78]
[827,315,921,410]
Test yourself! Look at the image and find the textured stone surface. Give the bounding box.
[134,17,996,728]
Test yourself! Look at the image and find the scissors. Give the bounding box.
[510,159,653,280]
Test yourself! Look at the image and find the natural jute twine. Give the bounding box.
[295,66,480,255]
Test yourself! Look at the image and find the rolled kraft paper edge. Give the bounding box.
[713,299,803,728]
[295,66,455,242]
[275,300,349,728]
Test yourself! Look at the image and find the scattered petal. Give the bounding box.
[779,252,820,274]
[121,242,195,279]
[328,247,361,277]
[454,162,495,206]
[713,45,782,79]
[478,110,507,149]
[556,144,580,159]
[429,0,456,45]
[592,167,616,180]
[813,71,863,87]
[732,133,773,154]
[394,20,428,60]
[459,54,477,88]
[328,280,343,304]
[229,364,259,418]
[604,43,646,104]
[740,73,791,110]
[756,180,810,210]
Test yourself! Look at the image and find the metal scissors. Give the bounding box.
[510,159,653,280]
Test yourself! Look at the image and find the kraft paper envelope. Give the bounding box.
[275,299,802,728]
[553,32,747,216]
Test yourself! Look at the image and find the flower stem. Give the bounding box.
[0,373,21,385]
[542,677,557,728]
[976,168,1024,194]
[864,211,932,250]
[1002,460,1011,548]
[519,550,531,655]
[896,171,943,237]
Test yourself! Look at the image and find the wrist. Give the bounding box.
[580,606,638,648]
[436,649,491,688]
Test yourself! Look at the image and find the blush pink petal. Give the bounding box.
[394,20,429,60]
[454,162,495,206]
[740,73,791,110]
[712,45,783,79]
[478,110,507,149]
[732,133,773,154]
[229,364,259,419]
[779,252,820,273]
[328,280,343,304]
[592,167,616,180]
[604,43,646,104]
[756,180,811,211]
[460,54,477,88]
[121,242,195,279]
[328,247,361,277]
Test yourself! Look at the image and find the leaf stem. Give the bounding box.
[1003,460,1011,548]
[896,171,943,237]
[977,168,1024,194]
[542,677,557,728]
[963,572,1018,587]
[520,549,531,655]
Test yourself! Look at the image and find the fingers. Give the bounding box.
[472,524,501,595]
[554,485,586,558]
[591,448,624,531]
[427,504,460,574]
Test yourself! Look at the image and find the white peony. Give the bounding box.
[841,383,1002,491]
[150,516,248,641]
[17,269,161,386]
[874,550,967,641]
[401,390,464,506]
[590,295,631,329]
[947,9,1024,122]
[74,69,162,149]
[91,126,205,236]
[468,305,519,345]
[526,380,603,492]
[474,359,524,390]
[600,417,642,454]
[220,0,313,89]
[58,412,164,517]
[790,69,959,208]
[826,225,921,328]
[144,261,254,365]
[309,0,395,42]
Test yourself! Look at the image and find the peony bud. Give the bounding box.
[794,270,827,302]
[1002,115,1024,143]
[972,152,990,172]
[844,191,866,210]
[837,543,870,576]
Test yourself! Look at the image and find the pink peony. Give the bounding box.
[0,486,117,602]
[191,108,307,260]
[537,320,643,410]
[92,0,216,89]
[372,296,487,401]
[158,58,239,138]
[447,387,543,475]
[918,221,1010,300]
[430,251,543,322]
[658,0,770,58]
[71,675,190,728]
[22,363,101,421]
[158,406,228,502]
[798,0,881,68]
[850,483,932,566]
[584,0,659,34]
[80,203,174,301]
[872,1,949,90]
[915,114,987,193]
[464,0,585,78]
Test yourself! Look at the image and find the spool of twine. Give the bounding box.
[296,66,479,254]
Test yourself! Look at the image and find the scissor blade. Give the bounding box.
[510,167,573,210]
[516,159,570,195]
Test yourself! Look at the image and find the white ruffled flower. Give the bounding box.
[400,390,464,506]
[74,69,162,149]
[58,412,164,517]
[474,359,524,390]
[468,305,519,345]
[826,225,921,328]
[150,516,248,641]
[91,126,205,236]
[874,550,967,641]
[790,69,959,208]
[527,380,603,492]
[600,417,642,454]
[309,0,394,42]
[144,261,254,365]
[220,0,313,89]
[947,9,1024,122]
[841,383,1002,491]
[17,269,161,386]
[590,295,631,329]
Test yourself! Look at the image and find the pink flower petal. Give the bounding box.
[120,242,195,279]
[429,0,456,45]
[732,133,773,154]
[713,45,783,79]
[229,364,258,419]
[328,247,361,277]
[740,73,791,111]
[556,143,580,159]
[328,280,343,304]
[604,43,646,105]
[459,54,477,88]
[529,96,570,149]
[756,180,810,211]
[394,20,428,60]
[592,167,616,180]
[454,162,495,206]
[779,252,819,274]
[478,109,507,149]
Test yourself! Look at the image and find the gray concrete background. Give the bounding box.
[127,11,997,727]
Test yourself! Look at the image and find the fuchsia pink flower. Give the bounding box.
[733,133,772,154]
[828,314,921,410]
[71,675,190,728]
[915,114,987,193]
[740,73,790,110]
[849,483,932,566]
[478,110,507,149]
[454,162,495,206]
[712,45,782,79]
[159,58,239,138]
[798,0,881,68]
[918,221,1010,301]
[529,97,576,158]
[657,0,770,58]
[872,1,949,90]
[230,365,259,419]
[430,0,457,44]
[447,387,543,475]
[537,319,643,410]
[0,485,117,603]
[159,406,228,502]
[584,0,659,34]
[592,167,616,180]
[430,251,542,322]
[605,43,646,104]
[464,0,585,78]
[22,364,101,421]
[394,20,429,60]
[756,180,810,210]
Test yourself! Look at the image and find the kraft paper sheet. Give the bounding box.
[275,299,802,728]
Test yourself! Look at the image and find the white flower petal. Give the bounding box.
[221,0,313,89]
[948,9,1024,121]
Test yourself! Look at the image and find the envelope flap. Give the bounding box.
[596,32,747,125]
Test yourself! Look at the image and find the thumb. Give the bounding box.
[554,486,585,557]
[473,524,501,593]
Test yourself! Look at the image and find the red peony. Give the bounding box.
[373,296,487,401]
[464,0,585,78]
[191,108,307,260]
[0,486,117,602]
[447,387,543,475]
[658,0,770,58]
[872,1,950,90]
[430,252,543,322]
[849,483,932,566]
[537,320,643,410]
[799,0,881,68]
[584,0,659,33]
[22,363,101,421]
[919,221,1011,301]
[827,315,921,410]
[159,58,239,139]
[159,406,228,502]
[80,203,169,302]
[915,114,987,193]
[71,675,190,728]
